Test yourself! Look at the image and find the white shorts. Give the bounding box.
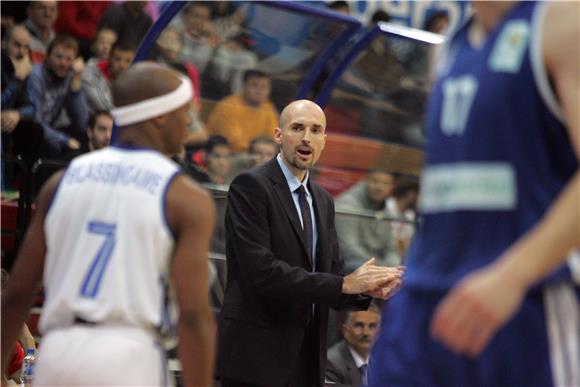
[34,326,173,386]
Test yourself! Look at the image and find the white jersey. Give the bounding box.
[41,145,180,339]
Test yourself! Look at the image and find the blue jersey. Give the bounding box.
[405,1,577,292]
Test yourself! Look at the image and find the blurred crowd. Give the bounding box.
[2,0,423,254]
[1,1,259,164]
[2,0,448,169]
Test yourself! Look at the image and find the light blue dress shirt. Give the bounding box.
[276,154,318,270]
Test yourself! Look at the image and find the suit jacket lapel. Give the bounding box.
[267,159,312,268]
[339,341,363,386]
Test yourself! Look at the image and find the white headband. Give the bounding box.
[111,76,193,126]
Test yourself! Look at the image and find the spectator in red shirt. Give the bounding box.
[81,40,135,112]
[54,1,111,61]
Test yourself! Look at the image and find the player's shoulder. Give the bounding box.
[543,1,579,21]
[169,173,213,204]
[541,1,579,71]
[541,1,579,44]
[162,172,215,240]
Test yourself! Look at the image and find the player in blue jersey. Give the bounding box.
[370,2,578,386]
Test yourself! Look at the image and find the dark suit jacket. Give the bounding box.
[217,158,370,386]
[326,340,362,386]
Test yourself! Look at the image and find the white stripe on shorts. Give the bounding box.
[567,249,580,285]
[544,282,580,387]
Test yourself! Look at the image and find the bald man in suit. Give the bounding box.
[217,100,403,387]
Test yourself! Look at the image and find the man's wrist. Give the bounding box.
[493,249,535,291]
[71,76,82,91]
[341,275,351,294]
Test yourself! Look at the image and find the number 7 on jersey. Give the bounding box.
[79,221,117,298]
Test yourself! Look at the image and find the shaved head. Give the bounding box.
[112,62,192,155]
[275,99,327,180]
[112,62,183,108]
[279,99,326,129]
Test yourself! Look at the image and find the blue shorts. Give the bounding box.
[368,287,554,387]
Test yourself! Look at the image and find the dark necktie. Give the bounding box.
[359,363,368,386]
[295,185,313,265]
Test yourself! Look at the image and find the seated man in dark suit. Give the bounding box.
[326,304,381,386]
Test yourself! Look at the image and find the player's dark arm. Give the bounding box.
[496,1,580,287]
[166,175,216,387]
[1,171,63,374]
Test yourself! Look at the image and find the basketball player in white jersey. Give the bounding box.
[1,62,216,386]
